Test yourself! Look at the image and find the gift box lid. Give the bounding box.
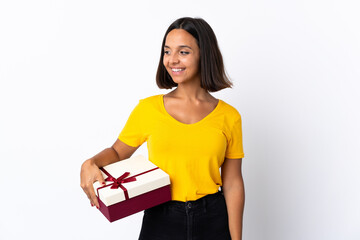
[93,155,170,207]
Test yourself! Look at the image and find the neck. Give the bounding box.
[171,75,212,101]
[173,82,209,101]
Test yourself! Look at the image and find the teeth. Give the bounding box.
[172,68,184,72]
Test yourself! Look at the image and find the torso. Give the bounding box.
[118,94,244,201]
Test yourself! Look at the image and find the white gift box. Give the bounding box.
[93,155,171,222]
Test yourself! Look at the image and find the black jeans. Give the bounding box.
[138,191,231,240]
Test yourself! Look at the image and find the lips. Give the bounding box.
[171,68,185,72]
[170,68,185,76]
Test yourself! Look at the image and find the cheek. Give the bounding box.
[190,58,200,72]
[191,54,200,68]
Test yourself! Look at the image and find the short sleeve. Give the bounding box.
[225,116,245,159]
[118,100,148,147]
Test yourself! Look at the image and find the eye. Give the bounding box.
[164,50,170,55]
[180,51,190,55]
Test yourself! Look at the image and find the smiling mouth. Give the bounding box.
[171,68,185,72]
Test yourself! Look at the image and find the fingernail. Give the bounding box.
[102,182,105,185]
[96,206,100,209]
[91,203,94,207]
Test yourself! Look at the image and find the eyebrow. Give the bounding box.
[164,45,192,49]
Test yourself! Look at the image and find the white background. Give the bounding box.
[1,0,359,239]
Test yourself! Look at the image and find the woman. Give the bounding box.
[80,17,245,240]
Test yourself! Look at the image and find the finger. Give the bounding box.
[81,181,92,204]
[81,170,95,207]
[88,184,100,209]
[82,185,95,207]
[86,190,95,207]
[92,172,106,209]
[96,171,106,187]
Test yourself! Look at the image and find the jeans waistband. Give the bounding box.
[163,191,224,213]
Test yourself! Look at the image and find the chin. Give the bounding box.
[170,75,195,84]
[171,78,189,85]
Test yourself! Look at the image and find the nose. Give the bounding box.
[170,53,180,64]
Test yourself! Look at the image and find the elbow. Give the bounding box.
[222,178,244,195]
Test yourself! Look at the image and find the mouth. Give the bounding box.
[171,68,185,73]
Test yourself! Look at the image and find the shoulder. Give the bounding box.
[217,100,244,139]
[138,94,162,105]
[218,99,242,121]
[139,94,162,103]
[133,94,163,112]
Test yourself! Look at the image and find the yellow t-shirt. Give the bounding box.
[119,94,244,202]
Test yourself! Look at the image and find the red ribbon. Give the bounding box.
[96,166,159,202]
[105,171,137,189]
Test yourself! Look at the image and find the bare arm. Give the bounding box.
[80,139,139,208]
[221,158,245,240]
[90,139,139,167]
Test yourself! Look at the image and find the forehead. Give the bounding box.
[165,29,198,48]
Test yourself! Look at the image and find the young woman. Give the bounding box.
[80,17,245,240]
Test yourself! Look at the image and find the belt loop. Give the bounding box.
[202,196,207,213]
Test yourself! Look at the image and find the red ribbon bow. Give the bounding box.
[97,166,159,202]
[105,172,137,189]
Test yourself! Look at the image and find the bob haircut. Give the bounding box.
[156,17,232,92]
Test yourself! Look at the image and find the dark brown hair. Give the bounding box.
[156,17,232,92]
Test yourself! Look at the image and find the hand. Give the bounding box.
[80,159,105,209]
